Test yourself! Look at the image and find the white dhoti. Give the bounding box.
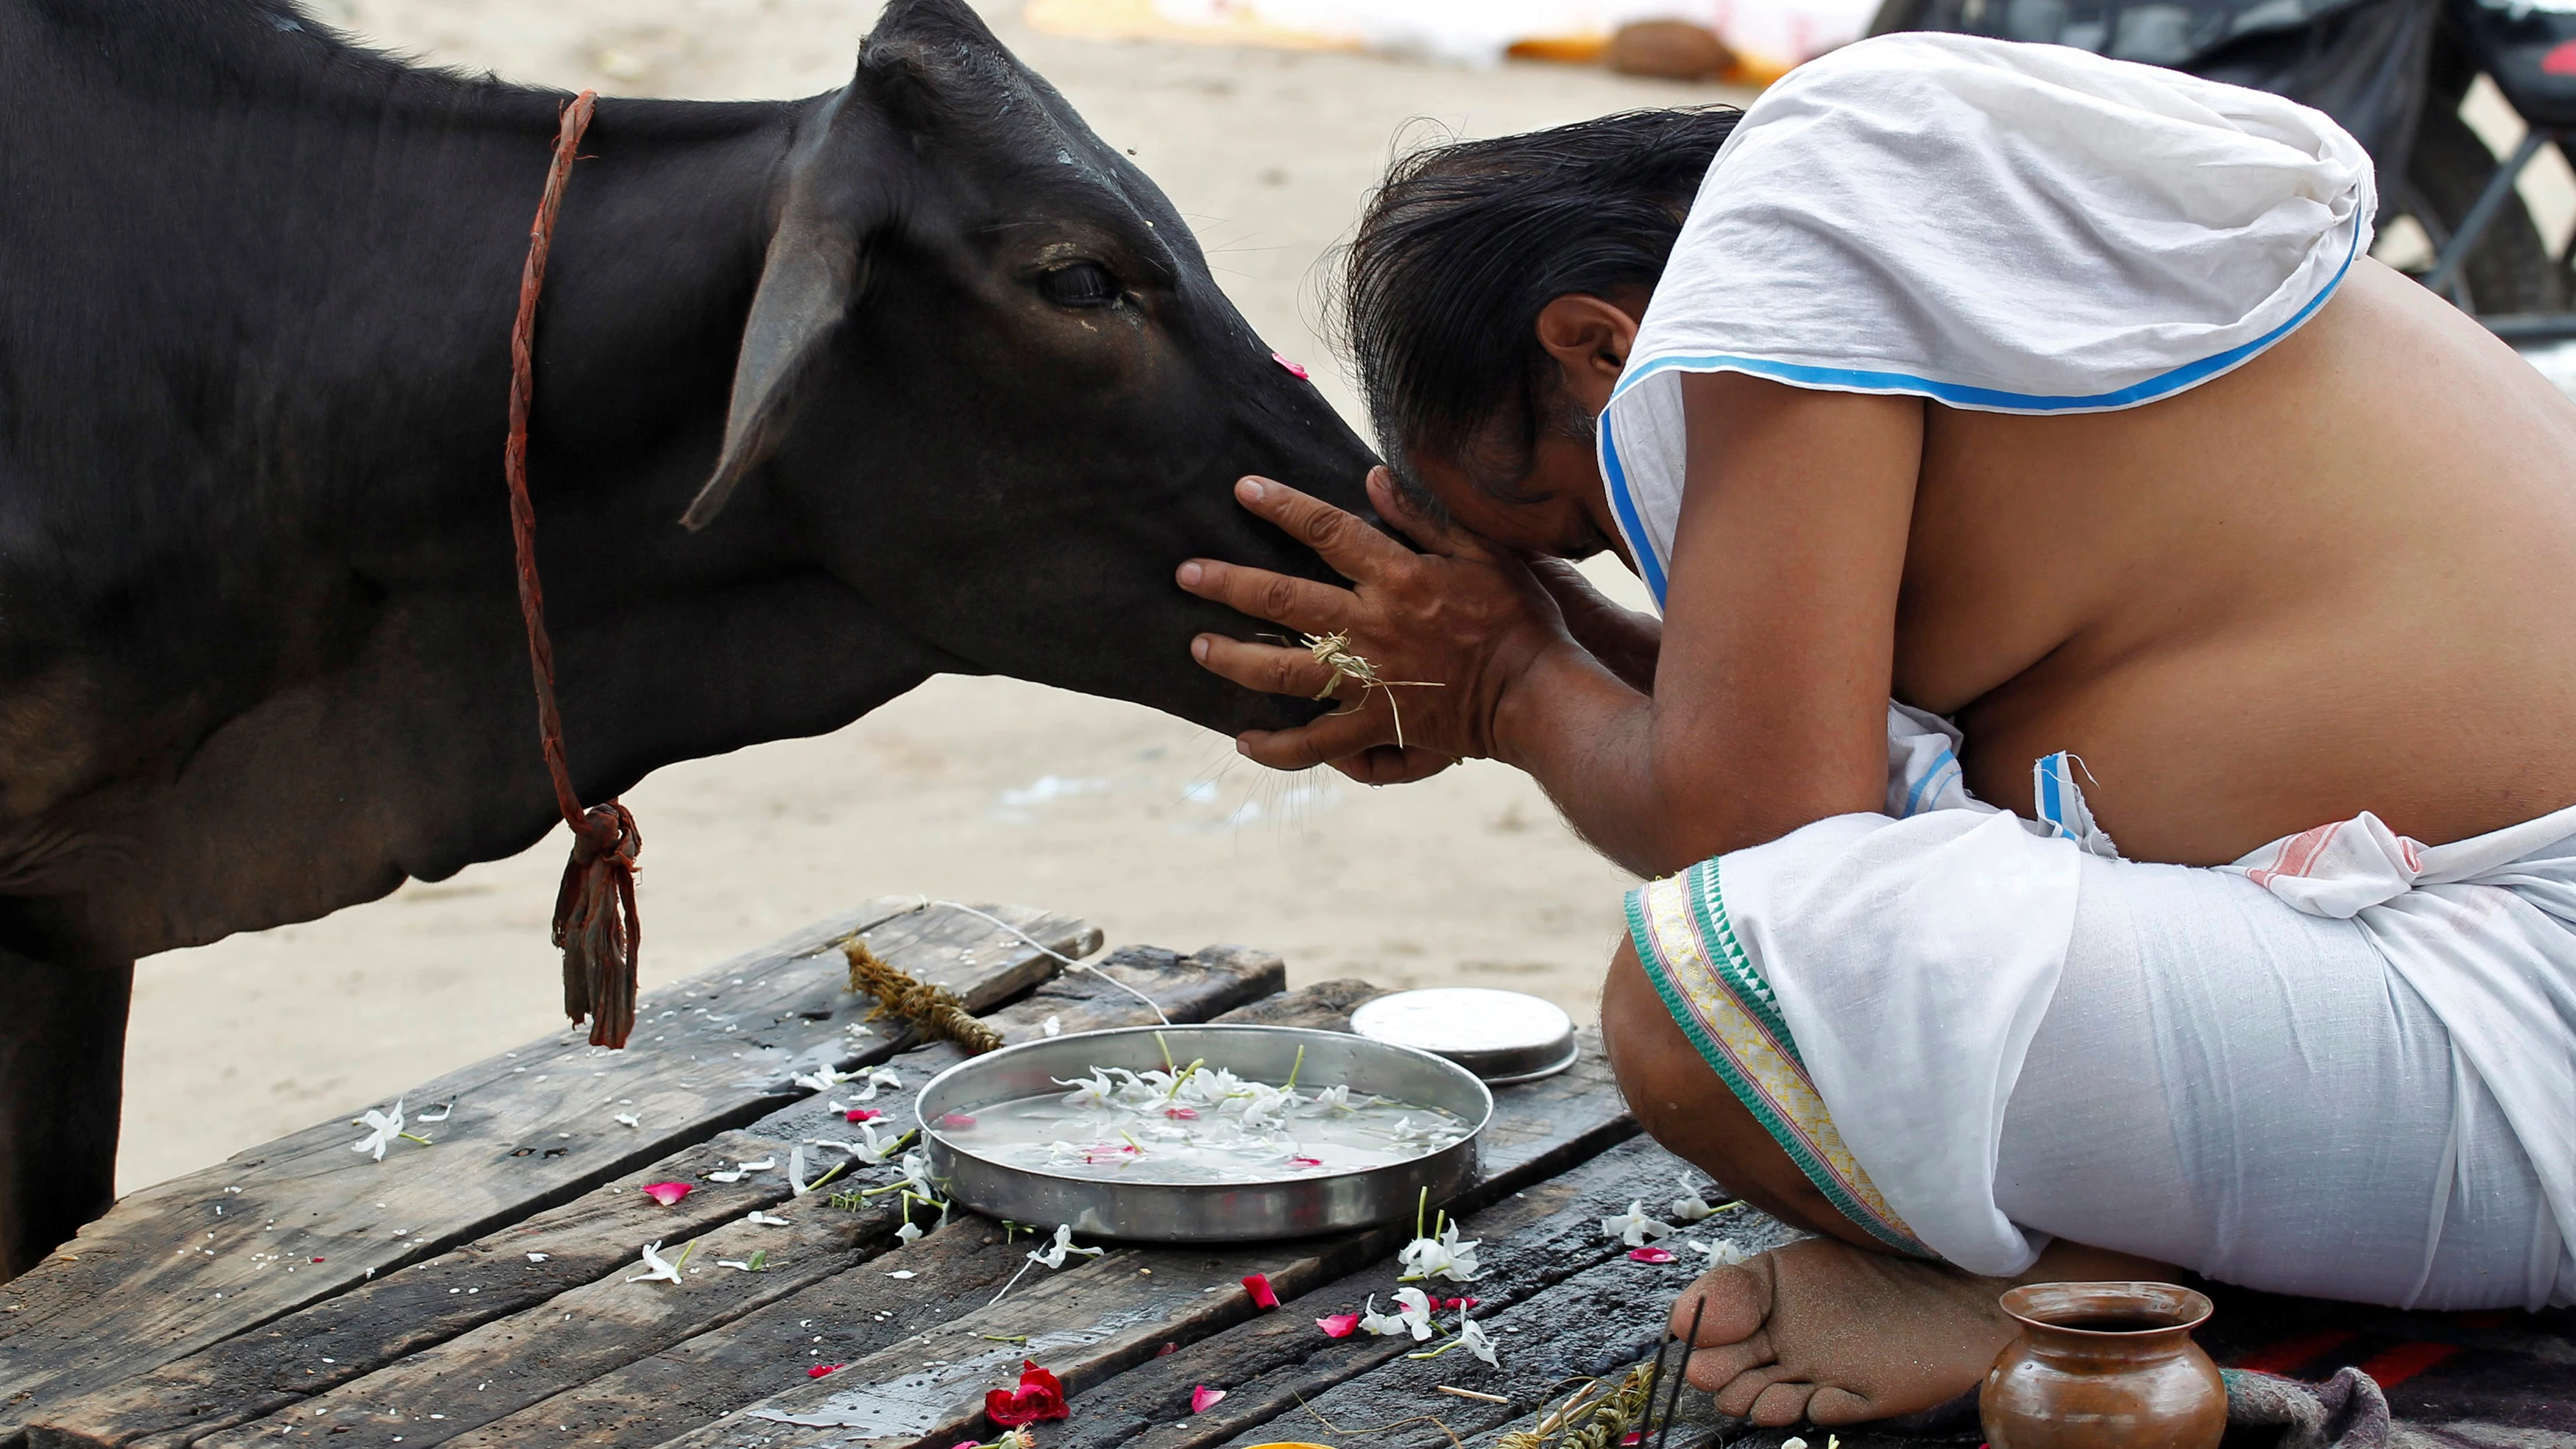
[1629,709,2576,1308]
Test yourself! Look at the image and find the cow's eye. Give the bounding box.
[1038,261,1120,308]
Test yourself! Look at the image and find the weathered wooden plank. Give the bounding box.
[1183,1136,1802,1449]
[414,976,1372,1449]
[0,901,1095,1440]
[636,1028,1636,1449]
[32,946,1284,1449]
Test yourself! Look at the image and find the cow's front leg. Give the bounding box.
[0,946,130,1279]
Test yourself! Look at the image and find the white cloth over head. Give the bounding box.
[1597,30,2376,605]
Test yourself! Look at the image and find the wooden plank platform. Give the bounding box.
[20,899,2555,1449]
[13,900,1741,1449]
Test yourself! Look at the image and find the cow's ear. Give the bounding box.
[680,91,895,531]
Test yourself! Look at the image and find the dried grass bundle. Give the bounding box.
[1303,631,1441,748]
[842,939,1004,1055]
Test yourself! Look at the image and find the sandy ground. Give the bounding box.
[116,1,1741,1193]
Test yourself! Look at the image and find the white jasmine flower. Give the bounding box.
[625,1241,683,1284]
[613,1113,640,1129]
[895,1220,923,1245]
[789,1146,827,1197]
[1359,1286,1437,1341]
[716,1258,757,1272]
[1043,1016,1062,1037]
[791,1064,859,1093]
[1238,1085,1300,1131]
[1602,1200,1675,1247]
[526,1253,549,1264]
[738,1157,775,1172]
[706,1166,750,1184]
[1784,1437,1809,1449]
[1671,1174,1719,1222]
[1455,1310,1499,1366]
[1054,1070,1119,1108]
[746,1211,791,1227]
[416,1101,455,1123]
[350,1101,405,1162]
[1028,1224,1104,1269]
[849,1067,902,1102]
[1691,1237,1749,1266]
[1397,1221,1483,1283]
[1301,1085,1372,1116]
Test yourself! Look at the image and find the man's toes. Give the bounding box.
[1748,1379,1819,1427]
[1674,1261,1769,1346]
[1806,1386,1879,1426]
[1684,1328,1774,1392]
[1710,1364,1796,1419]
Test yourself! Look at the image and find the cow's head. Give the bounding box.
[681,0,1375,733]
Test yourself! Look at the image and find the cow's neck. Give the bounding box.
[4,22,960,966]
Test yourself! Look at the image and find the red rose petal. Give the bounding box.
[984,1360,1071,1427]
[1165,1106,1199,1119]
[310,1257,325,1264]
[641,1182,693,1206]
[1627,1247,1677,1264]
[938,1113,977,1129]
[1288,1154,1323,1168]
[808,1362,845,1378]
[1241,1273,1279,1310]
[846,1108,883,1122]
[1158,1341,1179,1356]
[1272,350,1311,380]
[1192,1385,1227,1414]
[1316,1313,1360,1338]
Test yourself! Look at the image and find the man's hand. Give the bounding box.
[1176,467,1572,781]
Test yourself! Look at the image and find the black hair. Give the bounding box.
[1337,107,1742,503]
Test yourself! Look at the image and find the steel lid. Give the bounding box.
[1349,988,1579,1084]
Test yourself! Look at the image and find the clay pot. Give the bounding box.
[1981,1281,2227,1449]
[1605,20,1737,81]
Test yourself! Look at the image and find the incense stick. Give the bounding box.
[1654,1295,1705,1449]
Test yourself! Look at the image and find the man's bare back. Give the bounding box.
[1904,258,2576,865]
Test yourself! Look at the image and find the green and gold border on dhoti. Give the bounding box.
[1627,859,1934,1258]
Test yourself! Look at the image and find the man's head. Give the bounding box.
[1337,106,1740,561]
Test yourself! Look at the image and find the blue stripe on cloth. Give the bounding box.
[2036,751,2067,832]
[1902,745,1958,818]
[1606,225,2359,416]
[1598,411,1669,609]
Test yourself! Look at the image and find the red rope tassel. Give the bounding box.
[505,91,644,1049]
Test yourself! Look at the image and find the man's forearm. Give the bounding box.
[1491,645,1717,878]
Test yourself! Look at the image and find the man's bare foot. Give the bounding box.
[1671,1236,2173,1426]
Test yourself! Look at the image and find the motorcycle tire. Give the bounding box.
[2386,103,2565,314]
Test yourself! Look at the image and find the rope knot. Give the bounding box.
[553,798,640,1049]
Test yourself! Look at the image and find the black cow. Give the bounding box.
[0,0,1376,1277]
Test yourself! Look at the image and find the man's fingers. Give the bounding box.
[1191,635,1341,701]
[1330,745,1456,786]
[1176,558,1352,634]
[1235,706,1394,772]
[1235,475,1409,581]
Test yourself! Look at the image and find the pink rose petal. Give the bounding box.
[1316,1313,1360,1338]
[1271,350,1310,380]
[1288,1154,1323,1168]
[1164,1106,1199,1120]
[641,1182,693,1206]
[1241,1272,1279,1309]
[1627,1246,1677,1264]
[1192,1385,1227,1414]
[938,1113,977,1129]
[845,1108,882,1122]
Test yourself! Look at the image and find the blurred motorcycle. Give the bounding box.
[1869,0,2576,336]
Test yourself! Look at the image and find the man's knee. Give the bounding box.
[1601,935,1891,1253]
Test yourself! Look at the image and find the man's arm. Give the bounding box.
[1178,372,1922,878]
[1496,375,1919,873]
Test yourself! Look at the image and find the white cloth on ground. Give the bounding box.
[1596,30,2374,606]
[1706,704,2576,1308]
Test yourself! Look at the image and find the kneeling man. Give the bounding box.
[1178,31,2576,1425]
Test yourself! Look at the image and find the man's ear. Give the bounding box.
[1534,294,1642,418]
[680,88,903,531]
